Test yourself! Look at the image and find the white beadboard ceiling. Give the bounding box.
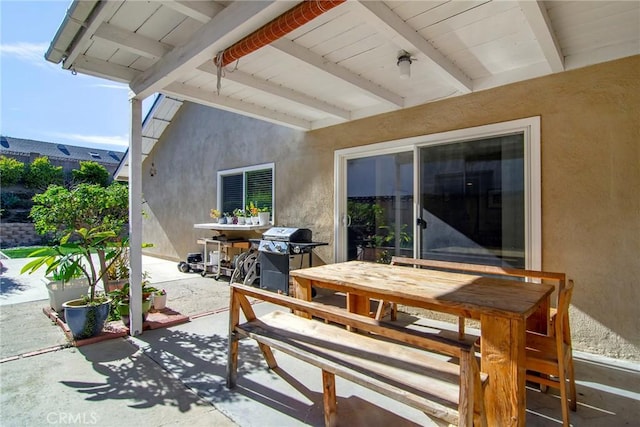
[47,0,640,132]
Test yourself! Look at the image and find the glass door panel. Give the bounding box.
[419,135,525,267]
[347,152,413,263]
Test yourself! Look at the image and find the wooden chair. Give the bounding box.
[383,257,566,339]
[525,279,577,426]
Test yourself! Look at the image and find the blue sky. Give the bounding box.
[1,1,152,153]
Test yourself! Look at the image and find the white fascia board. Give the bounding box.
[63,1,124,69]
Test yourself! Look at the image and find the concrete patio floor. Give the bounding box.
[1,255,638,426]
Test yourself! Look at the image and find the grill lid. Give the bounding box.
[262,227,312,243]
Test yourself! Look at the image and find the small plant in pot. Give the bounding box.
[209,208,220,223]
[233,208,246,225]
[152,289,167,311]
[105,245,130,293]
[247,202,260,225]
[108,272,157,327]
[22,227,124,340]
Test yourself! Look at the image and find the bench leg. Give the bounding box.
[322,370,337,427]
[227,331,239,388]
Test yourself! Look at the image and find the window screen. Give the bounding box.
[218,164,274,218]
[246,168,272,213]
[221,174,243,214]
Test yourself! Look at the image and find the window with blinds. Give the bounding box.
[218,163,274,218]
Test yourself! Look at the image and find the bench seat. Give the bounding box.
[228,283,488,426]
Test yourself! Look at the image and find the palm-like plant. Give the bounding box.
[22,227,124,303]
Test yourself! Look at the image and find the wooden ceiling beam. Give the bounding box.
[159,0,223,23]
[130,1,284,99]
[518,0,564,73]
[270,40,404,108]
[355,1,473,94]
[163,82,312,130]
[197,62,350,120]
[93,22,172,60]
[63,1,124,70]
[72,55,138,83]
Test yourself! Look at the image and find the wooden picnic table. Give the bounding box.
[290,260,555,426]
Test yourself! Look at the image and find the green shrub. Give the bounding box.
[24,156,63,190]
[30,182,129,240]
[72,161,110,187]
[0,156,25,186]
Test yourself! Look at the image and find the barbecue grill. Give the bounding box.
[258,227,327,294]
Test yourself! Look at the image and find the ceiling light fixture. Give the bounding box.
[397,50,412,80]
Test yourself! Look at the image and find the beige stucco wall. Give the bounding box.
[142,55,639,360]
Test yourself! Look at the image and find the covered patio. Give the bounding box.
[1,256,638,425]
[41,1,639,425]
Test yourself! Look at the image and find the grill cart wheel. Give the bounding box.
[178,262,190,273]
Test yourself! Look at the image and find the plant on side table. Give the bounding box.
[209,208,220,223]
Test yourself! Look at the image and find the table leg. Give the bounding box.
[526,298,549,334]
[291,277,312,319]
[480,314,526,426]
[346,293,369,317]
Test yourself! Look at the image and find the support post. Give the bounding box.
[128,96,143,336]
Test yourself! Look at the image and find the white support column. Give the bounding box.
[128,96,143,335]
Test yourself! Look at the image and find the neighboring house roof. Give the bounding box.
[0,136,124,164]
[113,94,184,180]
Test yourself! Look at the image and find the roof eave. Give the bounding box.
[45,0,100,65]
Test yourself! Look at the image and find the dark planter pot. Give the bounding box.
[118,299,152,327]
[62,299,112,340]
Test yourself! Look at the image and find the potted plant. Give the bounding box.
[22,227,124,339]
[152,288,167,311]
[209,208,220,223]
[104,245,129,293]
[233,208,246,225]
[108,273,157,326]
[258,206,270,226]
[41,254,90,313]
[247,202,260,225]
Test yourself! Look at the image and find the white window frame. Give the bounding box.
[217,162,275,220]
[334,117,541,269]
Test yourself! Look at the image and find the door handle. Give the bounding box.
[417,218,427,229]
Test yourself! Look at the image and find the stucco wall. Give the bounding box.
[143,55,639,360]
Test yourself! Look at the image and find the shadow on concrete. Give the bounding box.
[0,277,28,295]
[131,327,424,426]
[63,340,210,413]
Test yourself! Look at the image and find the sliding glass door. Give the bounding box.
[418,134,525,267]
[335,118,540,268]
[346,152,413,263]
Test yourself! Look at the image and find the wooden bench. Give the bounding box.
[227,283,488,427]
[385,257,567,337]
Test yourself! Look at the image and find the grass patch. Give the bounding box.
[1,246,50,259]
